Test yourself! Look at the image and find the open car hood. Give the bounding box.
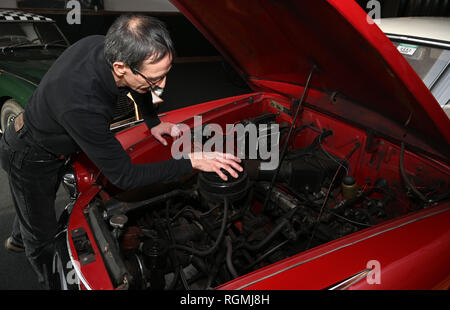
[170,0,449,157]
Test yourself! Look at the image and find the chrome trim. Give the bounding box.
[63,175,78,200]
[386,34,450,49]
[54,227,67,241]
[0,69,38,87]
[65,228,92,290]
[328,269,371,290]
[53,251,67,290]
[62,169,78,201]
[134,254,147,289]
[110,119,143,131]
[235,206,450,290]
[63,200,76,216]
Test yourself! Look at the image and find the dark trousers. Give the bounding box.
[0,117,65,287]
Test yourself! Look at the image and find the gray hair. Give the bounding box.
[104,14,174,70]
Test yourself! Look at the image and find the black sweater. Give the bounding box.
[24,35,192,190]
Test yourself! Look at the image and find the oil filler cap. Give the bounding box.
[109,214,128,229]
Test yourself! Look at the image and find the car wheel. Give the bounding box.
[1,99,24,133]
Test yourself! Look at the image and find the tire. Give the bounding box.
[1,99,24,133]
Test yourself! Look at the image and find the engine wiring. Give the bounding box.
[262,65,317,212]
[305,162,344,250]
[400,142,429,204]
[305,138,361,249]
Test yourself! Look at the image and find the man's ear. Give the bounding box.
[112,61,127,77]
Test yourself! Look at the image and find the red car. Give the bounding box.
[52,0,450,290]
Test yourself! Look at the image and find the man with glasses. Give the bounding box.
[0,14,242,289]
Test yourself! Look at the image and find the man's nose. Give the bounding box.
[156,76,167,88]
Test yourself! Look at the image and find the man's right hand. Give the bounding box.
[188,152,243,181]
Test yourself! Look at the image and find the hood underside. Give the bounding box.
[170,0,449,157]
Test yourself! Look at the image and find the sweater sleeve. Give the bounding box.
[60,109,192,190]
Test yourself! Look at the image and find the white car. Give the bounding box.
[379,17,450,117]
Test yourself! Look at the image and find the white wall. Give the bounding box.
[0,0,179,11]
[104,0,179,12]
[0,0,18,8]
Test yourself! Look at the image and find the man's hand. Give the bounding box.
[188,152,243,181]
[151,122,181,146]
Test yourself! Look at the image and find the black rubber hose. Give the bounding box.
[243,219,290,252]
[105,189,194,218]
[225,236,239,279]
[170,197,229,256]
[166,256,181,290]
[165,203,188,290]
[245,239,289,270]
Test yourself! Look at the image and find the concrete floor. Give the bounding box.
[0,59,250,289]
[0,172,69,290]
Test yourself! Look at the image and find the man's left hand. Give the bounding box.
[151,122,181,146]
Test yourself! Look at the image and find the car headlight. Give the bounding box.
[62,166,78,200]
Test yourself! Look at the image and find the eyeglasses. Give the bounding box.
[131,67,166,89]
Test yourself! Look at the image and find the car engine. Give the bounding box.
[84,113,435,290]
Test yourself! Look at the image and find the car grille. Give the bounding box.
[113,94,135,121]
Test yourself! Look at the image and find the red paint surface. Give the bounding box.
[170,0,449,154]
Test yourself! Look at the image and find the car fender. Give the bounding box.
[0,69,37,108]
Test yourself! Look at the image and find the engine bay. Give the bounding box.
[80,107,449,290]
[68,88,449,290]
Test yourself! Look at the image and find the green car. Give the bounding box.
[0,9,69,133]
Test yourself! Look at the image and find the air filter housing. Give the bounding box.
[198,169,249,204]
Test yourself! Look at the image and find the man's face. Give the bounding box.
[124,53,172,94]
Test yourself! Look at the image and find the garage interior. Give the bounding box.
[0,0,448,290]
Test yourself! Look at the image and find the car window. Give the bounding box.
[0,23,35,45]
[0,22,66,47]
[392,40,450,109]
[34,23,66,45]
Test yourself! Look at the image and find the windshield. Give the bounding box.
[391,39,450,109]
[0,22,67,47]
